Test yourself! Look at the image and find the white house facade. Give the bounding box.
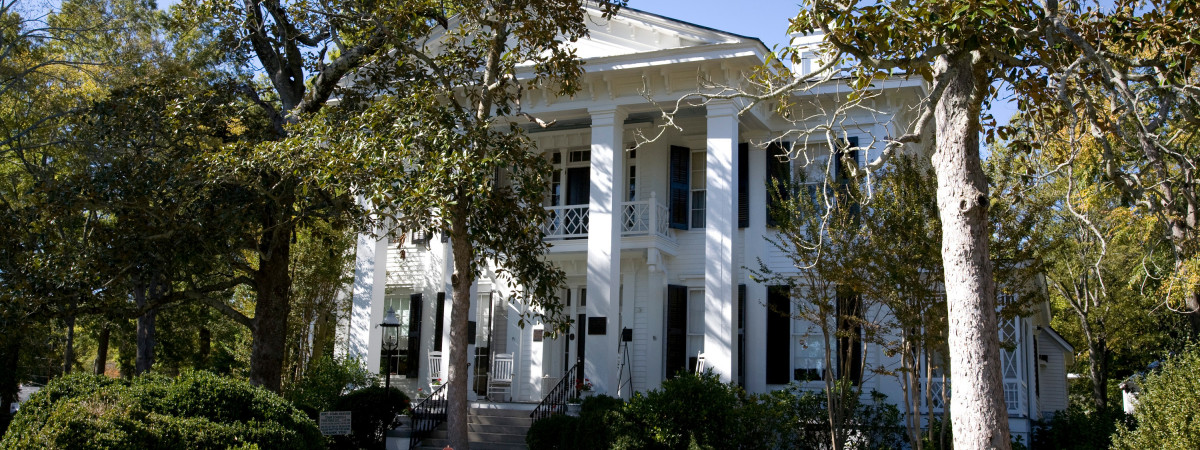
[339,5,1073,442]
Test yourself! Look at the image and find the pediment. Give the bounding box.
[569,6,758,60]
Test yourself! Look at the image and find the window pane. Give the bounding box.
[687,290,704,335]
[691,152,706,189]
[691,190,706,228]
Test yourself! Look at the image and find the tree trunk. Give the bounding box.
[63,313,76,375]
[136,309,157,375]
[134,284,157,375]
[248,189,294,392]
[447,210,475,450]
[931,52,1011,450]
[0,339,20,419]
[199,327,211,368]
[1087,336,1109,411]
[94,324,110,375]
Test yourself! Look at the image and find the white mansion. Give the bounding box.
[339,5,1074,442]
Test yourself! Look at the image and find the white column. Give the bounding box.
[744,142,768,393]
[350,230,389,373]
[586,106,625,394]
[645,248,666,391]
[705,100,738,382]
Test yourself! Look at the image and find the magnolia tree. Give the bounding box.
[280,1,624,448]
[642,0,1197,447]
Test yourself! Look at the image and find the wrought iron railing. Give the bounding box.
[531,362,581,421]
[409,382,448,449]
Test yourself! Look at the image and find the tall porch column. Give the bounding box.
[705,100,738,382]
[350,229,389,374]
[744,143,768,393]
[586,106,625,394]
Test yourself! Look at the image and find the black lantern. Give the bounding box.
[379,307,401,392]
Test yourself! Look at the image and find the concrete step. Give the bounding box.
[416,438,527,450]
[468,415,533,427]
[427,430,526,444]
[468,407,534,418]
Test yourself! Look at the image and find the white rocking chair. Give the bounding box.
[487,353,515,402]
[695,352,707,375]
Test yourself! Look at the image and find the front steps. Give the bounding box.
[407,403,535,450]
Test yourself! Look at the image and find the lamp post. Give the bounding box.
[380,308,400,393]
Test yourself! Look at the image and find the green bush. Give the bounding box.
[0,371,322,450]
[622,372,744,450]
[1031,405,1126,450]
[1111,345,1200,450]
[283,355,374,418]
[325,386,408,450]
[527,413,580,450]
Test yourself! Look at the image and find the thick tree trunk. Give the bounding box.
[63,313,76,375]
[133,284,157,375]
[249,191,294,392]
[447,211,475,450]
[94,324,110,375]
[931,52,1011,450]
[1087,336,1109,411]
[0,339,20,419]
[136,309,157,374]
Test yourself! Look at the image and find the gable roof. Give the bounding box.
[570,5,766,60]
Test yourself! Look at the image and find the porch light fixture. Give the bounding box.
[380,308,401,393]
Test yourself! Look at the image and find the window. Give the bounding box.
[691,151,706,228]
[687,288,705,371]
[627,148,637,201]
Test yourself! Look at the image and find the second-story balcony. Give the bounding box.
[543,193,675,253]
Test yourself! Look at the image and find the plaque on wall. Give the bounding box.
[587,317,607,335]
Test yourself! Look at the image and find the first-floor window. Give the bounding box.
[687,288,705,372]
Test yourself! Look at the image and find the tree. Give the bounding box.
[752,153,878,450]
[663,1,1197,447]
[173,0,428,391]
[856,157,950,450]
[283,2,623,446]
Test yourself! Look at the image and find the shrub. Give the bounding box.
[325,386,408,450]
[283,355,374,418]
[1111,345,1200,450]
[1030,405,1126,450]
[622,372,743,450]
[0,371,322,450]
[573,395,630,450]
[526,414,579,450]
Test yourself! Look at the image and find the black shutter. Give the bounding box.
[665,285,688,378]
[406,293,423,377]
[766,142,790,227]
[737,284,746,386]
[837,288,864,385]
[669,146,690,230]
[738,143,749,228]
[434,292,446,351]
[766,285,790,385]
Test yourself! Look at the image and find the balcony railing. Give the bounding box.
[544,193,672,241]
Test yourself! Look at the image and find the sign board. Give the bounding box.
[319,411,352,436]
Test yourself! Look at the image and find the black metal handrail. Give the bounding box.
[531,361,581,421]
[409,382,448,449]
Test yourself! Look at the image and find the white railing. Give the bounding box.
[544,205,589,239]
[544,193,672,241]
[621,192,671,239]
